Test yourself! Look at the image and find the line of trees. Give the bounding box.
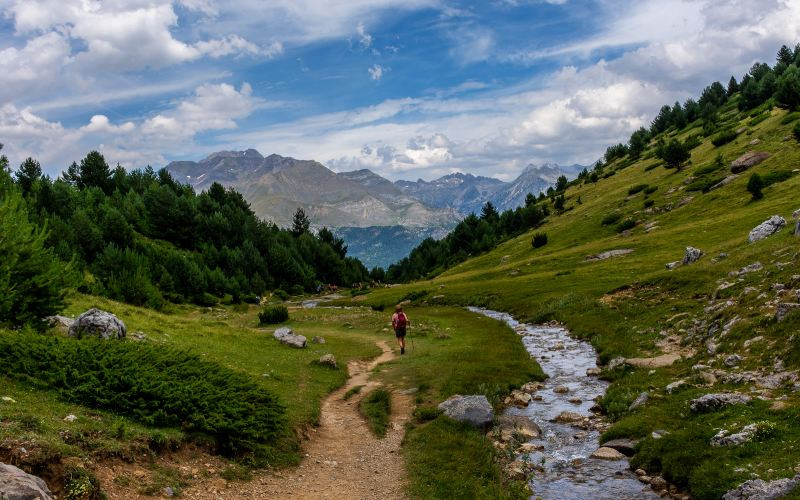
[1,146,371,320]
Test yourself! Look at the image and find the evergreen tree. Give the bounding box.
[524,192,536,207]
[628,127,651,159]
[0,144,8,174]
[14,157,42,194]
[727,76,739,96]
[777,44,794,66]
[747,173,764,200]
[671,101,687,129]
[480,201,498,221]
[555,175,568,192]
[291,207,310,236]
[775,65,800,110]
[78,151,112,193]
[656,138,690,171]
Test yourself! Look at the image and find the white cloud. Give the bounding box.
[356,22,373,48]
[368,64,386,80]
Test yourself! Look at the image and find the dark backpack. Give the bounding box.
[396,312,408,328]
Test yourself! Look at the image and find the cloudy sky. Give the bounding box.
[1,0,799,181]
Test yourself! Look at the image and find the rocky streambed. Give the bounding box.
[468,307,658,500]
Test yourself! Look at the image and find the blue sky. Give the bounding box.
[1,0,799,180]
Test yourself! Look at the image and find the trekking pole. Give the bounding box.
[409,328,414,352]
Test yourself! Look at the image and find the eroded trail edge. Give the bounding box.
[186,340,412,500]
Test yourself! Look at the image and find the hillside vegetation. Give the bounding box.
[351,45,800,498]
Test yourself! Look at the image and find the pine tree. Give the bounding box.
[777,45,794,66]
[775,65,800,110]
[525,192,536,207]
[14,157,42,193]
[727,76,739,96]
[291,207,310,236]
[78,151,112,193]
[747,173,764,200]
[480,201,498,221]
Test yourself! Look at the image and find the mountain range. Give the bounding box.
[166,150,583,267]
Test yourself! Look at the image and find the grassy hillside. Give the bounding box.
[346,104,800,498]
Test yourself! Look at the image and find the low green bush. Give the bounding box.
[628,184,649,195]
[644,185,658,194]
[780,112,800,125]
[749,113,770,126]
[531,232,548,248]
[259,305,289,325]
[0,331,287,458]
[794,122,800,142]
[289,284,305,296]
[762,169,794,187]
[711,129,738,147]
[643,199,655,208]
[616,219,636,233]
[273,289,289,301]
[401,290,430,302]
[686,176,725,193]
[601,213,622,226]
[360,389,391,438]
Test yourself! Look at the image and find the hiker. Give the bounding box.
[391,305,409,355]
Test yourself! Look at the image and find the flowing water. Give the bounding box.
[468,307,658,500]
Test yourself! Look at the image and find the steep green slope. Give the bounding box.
[355,105,800,498]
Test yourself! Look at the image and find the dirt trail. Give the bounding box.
[180,340,413,499]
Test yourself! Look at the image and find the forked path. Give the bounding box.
[185,340,413,499]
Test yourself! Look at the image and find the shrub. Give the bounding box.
[616,219,636,233]
[762,169,794,187]
[644,185,658,195]
[780,112,800,124]
[711,129,738,147]
[748,113,770,126]
[370,304,385,312]
[413,406,443,423]
[259,305,289,324]
[684,134,702,150]
[747,173,764,200]
[0,331,287,458]
[360,389,391,438]
[401,290,429,302]
[794,122,800,142]
[643,199,655,208]
[273,289,289,301]
[289,284,305,296]
[628,184,649,195]
[601,213,622,226]
[531,232,548,248]
[686,176,725,193]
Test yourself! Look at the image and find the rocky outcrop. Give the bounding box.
[438,395,494,428]
[585,249,634,261]
[553,411,584,423]
[683,247,704,265]
[68,308,126,340]
[497,415,541,440]
[602,438,638,456]
[709,174,738,191]
[318,354,337,368]
[730,152,770,173]
[590,447,626,460]
[629,392,648,411]
[776,303,800,322]
[690,393,751,413]
[0,463,53,500]
[748,216,786,243]
[44,315,74,334]
[723,474,800,499]
[311,336,326,344]
[710,423,758,447]
[273,327,307,348]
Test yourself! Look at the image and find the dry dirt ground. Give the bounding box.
[96,341,413,499]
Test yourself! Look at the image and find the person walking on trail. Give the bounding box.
[392,305,409,355]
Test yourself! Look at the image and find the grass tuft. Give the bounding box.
[360,389,391,438]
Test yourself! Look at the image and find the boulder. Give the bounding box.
[723,474,800,500]
[690,393,752,413]
[665,261,681,270]
[601,438,638,456]
[438,395,494,428]
[585,249,634,261]
[710,423,758,447]
[0,462,53,500]
[748,215,786,243]
[509,390,532,407]
[795,219,800,237]
[44,315,74,334]
[553,385,570,394]
[739,262,764,274]
[497,415,541,440]
[68,308,126,339]
[607,357,626,370]
[682,247,704,265]
[273,327,307,348]
[666,380,689,394]
[553,411,584,423]
[311,336,326,344]
[318,354,337,368]
[709,174,738,191]
[776,303,800,322]
[650,476,668,492]
[724,354,743,367]
[629,392,648,411]
[730,152,770,173]
[793,208,800,219]
[586,367,602,376]
[590,447,626,460]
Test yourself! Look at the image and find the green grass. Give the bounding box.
[360,389,391,438]
[345,105,800,497]
[343,385,364,400]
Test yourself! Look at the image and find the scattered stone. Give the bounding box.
[635,469,647,477]
[63,414,77,422]
[1,397,16,403]
[311,336,326,344]
[666,380,689,394]
[665,261,681,270]
[520,382,543,393]
[68,308,126,340]
[585,249,634,261]
[44,315,74,334]
[553,385,570,394]
[164,486,175,497]
[722,474,800,500]
[317,354,337,368]
[795,220,800,237]
[586,367,601,376]
[650,476,668,492]
[510,390,532,407]
[626,354,681,368]
[553,411,584,423]
[709,175,738,191]
[776,303,800,322]
[438,395,494,428]
[130,332,147,341]
[749,138,760,146]
[739,262,764,275]
[629,392,648,411]
[793,208,800,219]
[607,357,626,370]
[517,442,544,453]
[730,151,770,174]
[651,430,669,439]
[590,447,626,460]
[568,397,582,404]
[683,246,704,265]
[602,438,638,456]
[505,460,533,480]
[690,393,752,413]
[498,415,541,440]
[0,462,54,500]
[724,354,743,367]
[711,424,759,447]
[743,336,764,349]
[273,327,307,348]
[748,215,786,243]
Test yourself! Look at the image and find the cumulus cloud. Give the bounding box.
[368,64,386,80]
